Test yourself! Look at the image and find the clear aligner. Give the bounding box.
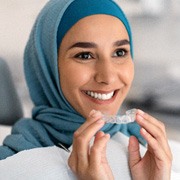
[102,108,137,124]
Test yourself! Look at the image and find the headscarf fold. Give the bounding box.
[0,0,145,160]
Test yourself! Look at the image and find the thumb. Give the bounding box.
[128,136,141,168]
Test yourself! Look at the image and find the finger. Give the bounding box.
[90,133,110,167]
[136,113,166,139]
[68,150,78,173]
[74,109,103,137]
[140,127,172,162]
[73,119,105,170]
[72,109,103,162]
[136,111,167,145]
[136,109,166,136]
[74,119,105,147]
[136,113,172,159]
[94,131,105,143]
[128,136,141,168]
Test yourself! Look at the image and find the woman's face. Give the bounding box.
[58,15,134,118]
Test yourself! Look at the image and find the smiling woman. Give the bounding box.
[58,14,134,117]
[0,0,172,179]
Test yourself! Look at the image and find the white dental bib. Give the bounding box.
[0,133,179,180]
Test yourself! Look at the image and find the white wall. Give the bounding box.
[0,0,48,82]
[0,0,48,116]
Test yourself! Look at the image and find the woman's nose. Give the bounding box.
[94,60,117,85]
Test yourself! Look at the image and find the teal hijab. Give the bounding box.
[0,0,145,160]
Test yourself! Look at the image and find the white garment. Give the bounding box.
[0,132,179,180]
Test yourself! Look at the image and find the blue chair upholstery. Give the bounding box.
[0,58,23,125]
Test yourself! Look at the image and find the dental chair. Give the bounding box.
[0,58,23,126]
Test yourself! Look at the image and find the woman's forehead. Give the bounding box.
[57,0,133,57]
[70,14,126,28]
[61,15,129,46]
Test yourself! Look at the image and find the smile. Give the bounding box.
[85,91,114,100]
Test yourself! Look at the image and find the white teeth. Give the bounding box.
[98,93,102,99]
[94,93,98,98]
[86,91,114,100]
[91,91,94,97]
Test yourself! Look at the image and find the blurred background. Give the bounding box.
[0,0,180,142]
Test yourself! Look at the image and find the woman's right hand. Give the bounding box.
[68,110,114,180]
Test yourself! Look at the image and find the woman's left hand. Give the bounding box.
[128,109,173,180]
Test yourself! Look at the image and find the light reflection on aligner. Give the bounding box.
[102,109,137,124]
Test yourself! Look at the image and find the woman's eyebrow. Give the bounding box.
[68,42,97,50]
[67,39,129,50]
[113,39,130,47]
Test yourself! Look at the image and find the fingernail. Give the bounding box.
[137,109,145,115]
[89,109,102,118]
[89,109,96,117]
[105,133,110,139]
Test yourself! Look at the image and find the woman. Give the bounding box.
[0,0,172,179]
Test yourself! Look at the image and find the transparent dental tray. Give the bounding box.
[102,108,137,124]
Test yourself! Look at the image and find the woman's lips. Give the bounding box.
[86,90,114,100]
[83,90,118,104]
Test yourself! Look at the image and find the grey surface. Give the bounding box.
[0,59,23,125]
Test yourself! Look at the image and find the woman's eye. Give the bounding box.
[74,52,92,60]
[113,49,127,57]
